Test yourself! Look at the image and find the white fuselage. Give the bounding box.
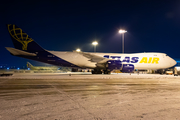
[48,51,176,70]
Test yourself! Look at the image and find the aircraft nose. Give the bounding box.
[170,58,177,67]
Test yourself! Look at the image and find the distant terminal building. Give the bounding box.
[0,64,26,70]
[174,59,180,66]
[173,59,180,76]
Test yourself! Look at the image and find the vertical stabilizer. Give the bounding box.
[27,62,33,68]
[7,24,45,52]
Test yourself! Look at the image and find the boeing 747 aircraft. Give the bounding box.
[5,24,176,74]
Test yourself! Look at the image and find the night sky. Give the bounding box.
[1,0,180,67]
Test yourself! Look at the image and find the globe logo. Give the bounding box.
[7,24,33,50]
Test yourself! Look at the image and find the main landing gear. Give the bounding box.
[91,69,111,74]
[103,69,111,74]
[91,69,102,74]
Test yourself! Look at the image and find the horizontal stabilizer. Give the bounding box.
[5,47,37,56]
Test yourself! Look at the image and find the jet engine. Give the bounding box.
[107,60,122,71]
[121,64,134,73]
[107,60,134,73]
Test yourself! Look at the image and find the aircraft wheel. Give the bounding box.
[104,70,111,74]
[97,70,102,74]
[92,69,102,74]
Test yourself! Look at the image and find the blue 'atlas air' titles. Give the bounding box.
[104,55,159,64]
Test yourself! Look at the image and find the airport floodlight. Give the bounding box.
[92,41,98,52]
[119,29,127,34]
[119,29,127,53]
[76,48,81,52]
[92,41,98,46]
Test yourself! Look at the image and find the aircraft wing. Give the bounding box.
[77,52,110,64]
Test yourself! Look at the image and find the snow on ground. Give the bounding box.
[0,72,180,80]
[0,73,180,120]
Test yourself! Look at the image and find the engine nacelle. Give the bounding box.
[107,60,134,73]
[107,60,122,71]
[121,64,134,73]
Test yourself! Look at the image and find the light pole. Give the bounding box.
[92,41,98,52]
[119,29,127,53]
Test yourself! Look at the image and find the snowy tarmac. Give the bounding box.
[1,73,180,120]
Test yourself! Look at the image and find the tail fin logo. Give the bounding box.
[7,24,33,50]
